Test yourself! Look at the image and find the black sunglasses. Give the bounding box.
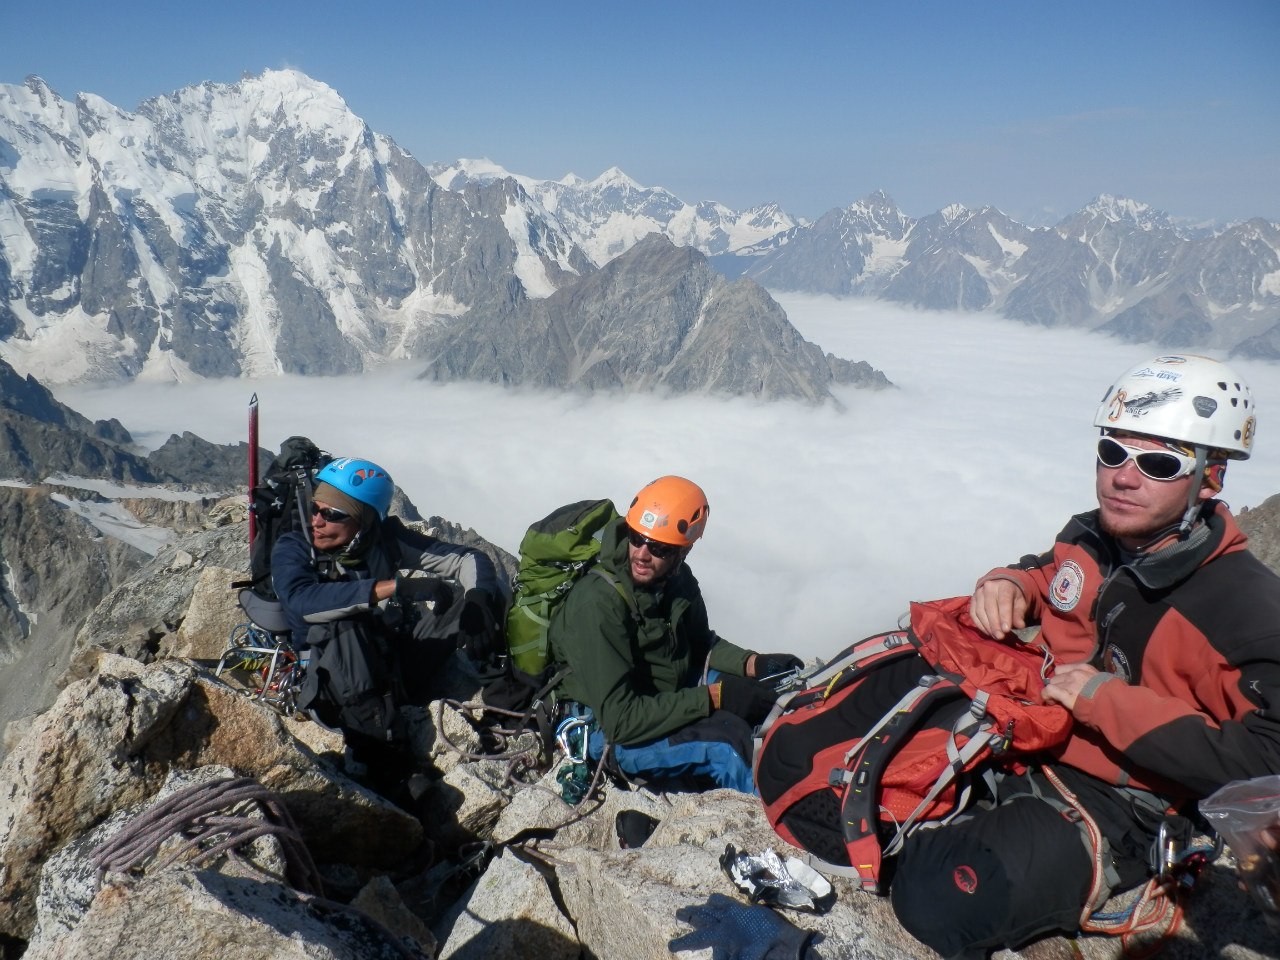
[628,528,680,559]
[1096,436,1197,481]
[311,502,353,523]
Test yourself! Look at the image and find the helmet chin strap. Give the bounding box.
[1177,447,1210,536]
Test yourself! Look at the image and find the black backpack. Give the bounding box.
[242,436,333,602]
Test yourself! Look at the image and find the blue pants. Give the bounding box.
[587,709,757,794]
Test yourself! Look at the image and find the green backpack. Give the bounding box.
[505,498,632,680]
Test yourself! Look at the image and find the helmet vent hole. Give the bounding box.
[677,520,688,534]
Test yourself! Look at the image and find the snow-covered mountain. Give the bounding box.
[0,71,596,383]
[427,159,802,267]
[742,193,1280,357]
[0,71,874,400]
[4,66,1276,393]
[429,162,1280,358]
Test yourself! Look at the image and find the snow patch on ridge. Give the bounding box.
[49,493,175,556]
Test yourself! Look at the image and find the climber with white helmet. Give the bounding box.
[887,355,1280,957]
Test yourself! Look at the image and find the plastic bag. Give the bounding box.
[1200,774,1280,929]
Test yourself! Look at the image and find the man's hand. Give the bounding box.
[751,653,804,680]
[457,588,501,662]
[1042,662,1102,712]
[394,573,442,604]
[969,578,1028,640]
[710,675,778,727]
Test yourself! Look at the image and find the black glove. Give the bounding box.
[394,573,443,604]
[754,653,804,682]
[669,893,814,960]
[457,588,501,662]
[714,675,777,727]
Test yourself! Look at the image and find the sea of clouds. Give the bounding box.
[56,295,1280,661]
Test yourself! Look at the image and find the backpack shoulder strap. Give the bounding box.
[379,515,405,569]
[589,566,640,623]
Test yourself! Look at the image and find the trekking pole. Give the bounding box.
[248,393,259,545]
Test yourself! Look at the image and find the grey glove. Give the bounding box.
[669,893,814,960]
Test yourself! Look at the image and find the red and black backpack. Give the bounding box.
[753,596,1073,893]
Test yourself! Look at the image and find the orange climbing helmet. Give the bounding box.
[625,476,710,547]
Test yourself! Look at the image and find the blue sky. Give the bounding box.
[4,0,1277,224]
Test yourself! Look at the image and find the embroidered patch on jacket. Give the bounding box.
[1049,560,1085,612]
[952,865,979,894]
[1102,645,1132,683]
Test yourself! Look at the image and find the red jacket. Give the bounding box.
[976,502,1280,799]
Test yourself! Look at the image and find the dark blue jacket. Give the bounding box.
[272,518,501,647]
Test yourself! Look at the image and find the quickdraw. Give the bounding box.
[1043,766,1217,957]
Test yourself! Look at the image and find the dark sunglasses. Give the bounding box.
[311,502,353,523]
[627,528,680,559]
[1096,436,1196,481]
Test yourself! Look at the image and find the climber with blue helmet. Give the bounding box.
[274,456,500,638]
[270,454,503,787]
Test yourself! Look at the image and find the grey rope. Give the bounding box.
[89,775,431,959]
[90,776,324,896]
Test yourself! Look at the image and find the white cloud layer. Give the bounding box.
[55,295,1280,662]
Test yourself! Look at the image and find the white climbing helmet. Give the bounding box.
[1093,355,1256,459]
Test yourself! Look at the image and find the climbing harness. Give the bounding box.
[215,621,305,716]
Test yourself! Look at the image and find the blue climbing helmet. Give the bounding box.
[314,457,395,520]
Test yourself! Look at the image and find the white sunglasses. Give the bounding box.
[1096,436,1197,481]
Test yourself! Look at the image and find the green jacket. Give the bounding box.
[548,517,753,746]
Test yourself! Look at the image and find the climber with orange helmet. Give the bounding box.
[548,475,802,793]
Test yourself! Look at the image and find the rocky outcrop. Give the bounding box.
[144,432,264,494]
[1237,492,1280,573]
[1,639,1274,960]
[0,485,152,741]
[417,235,889,403]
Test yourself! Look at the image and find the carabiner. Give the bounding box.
[555,717,590,764]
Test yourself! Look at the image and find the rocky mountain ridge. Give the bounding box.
[416,234,887,401]
[427,159,804,267]
[0,72,879,403]
[0,486,1277,960]
[429,170,1280,360]
[735,192,1280,357]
